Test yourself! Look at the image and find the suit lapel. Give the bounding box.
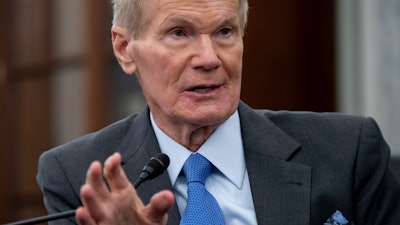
[239,103,311,225]
[116,106,181,225]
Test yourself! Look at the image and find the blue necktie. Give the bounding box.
[180,154,225,225]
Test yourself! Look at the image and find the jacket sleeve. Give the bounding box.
[37,151,81,225]
[353,117,400,225]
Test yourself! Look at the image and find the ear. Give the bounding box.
[111,25,137,75]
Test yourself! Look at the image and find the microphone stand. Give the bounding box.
[3,210,77,225]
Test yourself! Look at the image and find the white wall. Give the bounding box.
[336,0,400,156]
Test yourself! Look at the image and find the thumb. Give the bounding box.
[144,190,175,223]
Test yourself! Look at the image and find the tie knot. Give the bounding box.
[183,154,212,184]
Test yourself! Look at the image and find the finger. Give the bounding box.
[103,152,132,191]
[144,190,175,223]
[80,183,106,221]
[75,207,96,225]
[86,161,110,198]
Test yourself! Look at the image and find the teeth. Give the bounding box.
[193,87,213,93]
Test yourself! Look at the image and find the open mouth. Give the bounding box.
[191,87,216,93]
[188,84,221,93]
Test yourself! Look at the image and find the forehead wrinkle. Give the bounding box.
[157,0,239,20]
[159,0,236,10]
[161,15,238,28]
[158,10,240,35]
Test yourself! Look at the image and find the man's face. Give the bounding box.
[129,0,243,128]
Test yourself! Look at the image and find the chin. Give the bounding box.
[172,98,238,124]
[184,107,235,126]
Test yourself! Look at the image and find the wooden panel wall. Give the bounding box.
[85,0,112,132]
[0,0,50,221]
[242,0,335,111]
[1,0,51,223]
[0,0,111,223]
[0,0,11,221]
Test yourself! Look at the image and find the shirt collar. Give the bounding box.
[150,111,246,189]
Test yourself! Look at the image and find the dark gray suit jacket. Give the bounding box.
[37,102,400,225]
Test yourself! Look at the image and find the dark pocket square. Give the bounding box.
[324,210,349,225]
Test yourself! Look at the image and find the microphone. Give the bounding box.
[4,153,170,225]
[134,153,170,187]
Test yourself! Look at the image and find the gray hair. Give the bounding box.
[111,0,249,38]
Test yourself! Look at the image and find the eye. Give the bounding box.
[171,28,186,37]
[219,28,232,36]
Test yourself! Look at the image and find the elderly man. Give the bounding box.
[37,0,400,224]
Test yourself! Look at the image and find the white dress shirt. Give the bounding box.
[150,111,258,225]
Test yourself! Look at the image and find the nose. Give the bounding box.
[191,35,221,71]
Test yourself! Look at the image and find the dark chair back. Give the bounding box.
[389,157,400,182]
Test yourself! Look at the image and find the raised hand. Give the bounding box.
[75,153,175,225]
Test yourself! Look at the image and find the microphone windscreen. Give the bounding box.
[144,153,170,180]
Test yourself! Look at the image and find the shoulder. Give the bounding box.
[38,113,142,187]
[42,113,139,159]
[251,108,390,169]
[239,101,369,130]
[256,108,365,127]
[238,102,383,149]
[253,108,378,138]
[239,102,388,162]
[261,109,387,151]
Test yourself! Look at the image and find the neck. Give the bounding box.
[152,115,222,152]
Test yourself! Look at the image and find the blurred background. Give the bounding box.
[1,0,399,223]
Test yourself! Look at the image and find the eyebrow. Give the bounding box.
[160,16,194,28]
[220,17,238,26]
[221,17,240,31]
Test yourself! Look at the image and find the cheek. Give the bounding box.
[139,76,167,108]
[137,63,178,104]
[139,55,187,91]
[223,54,242,99]
[221,43,243,77]
[224,53,243,80]
[135,56,170,89]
